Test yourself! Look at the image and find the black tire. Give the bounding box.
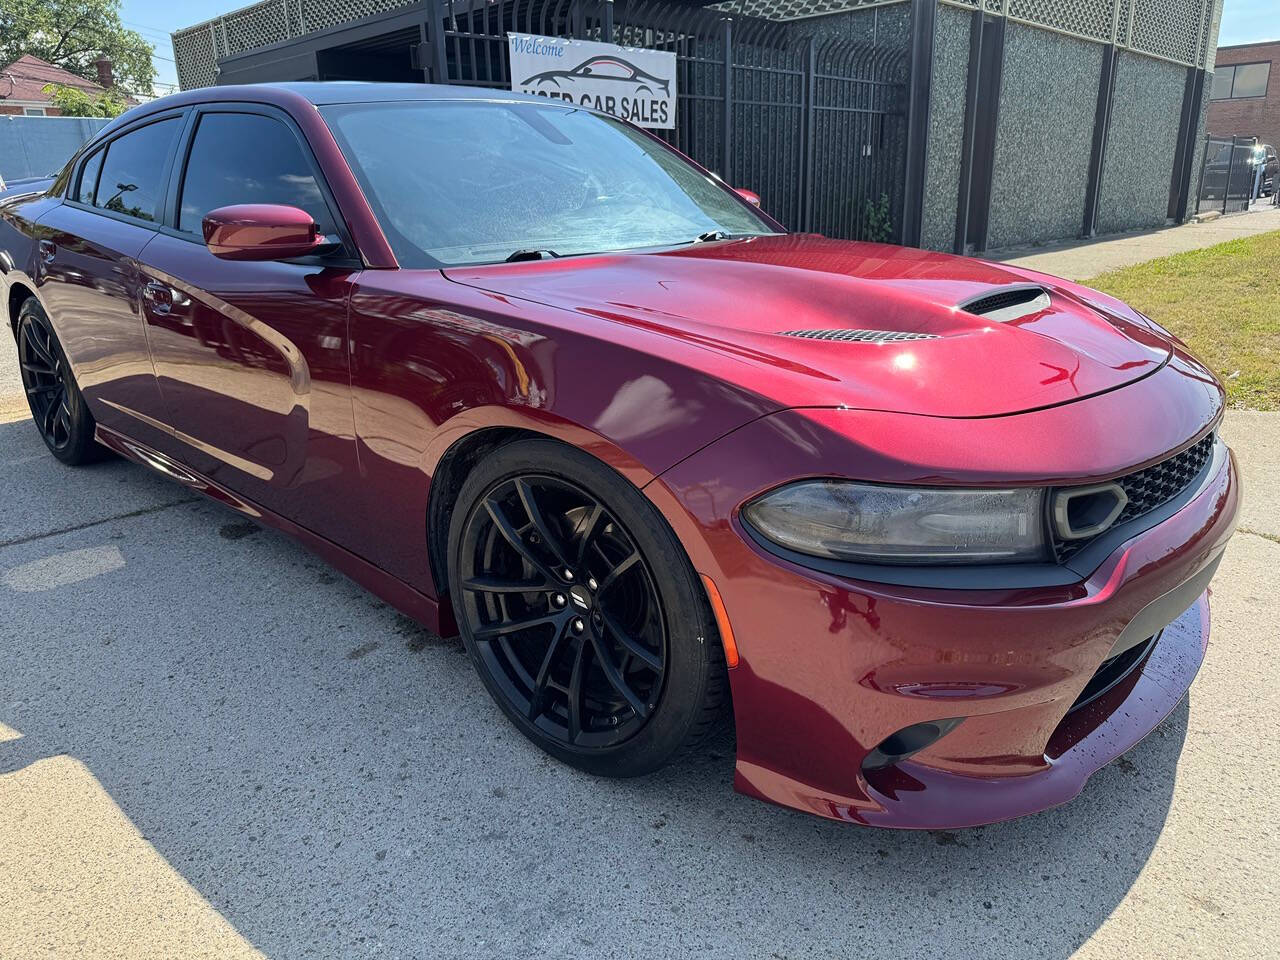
[448,438,728,777]
[15,297,104,465]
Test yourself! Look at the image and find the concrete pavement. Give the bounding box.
[1,354,1278,959]
[993,206,1280,281]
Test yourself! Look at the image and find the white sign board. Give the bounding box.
[507,33,677,130]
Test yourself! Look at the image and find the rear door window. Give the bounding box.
[91,117,183,223]
[75,149,104,204]
[176,111,335,236]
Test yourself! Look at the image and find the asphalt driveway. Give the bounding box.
[1,353,1277,958]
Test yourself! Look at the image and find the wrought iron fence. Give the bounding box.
[1196,134,1258,216]
[433,0,909,239]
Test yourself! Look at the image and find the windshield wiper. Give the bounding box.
[504,248,561,263]
[693,230,734,243]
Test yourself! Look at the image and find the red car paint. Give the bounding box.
[0,83,1239,828]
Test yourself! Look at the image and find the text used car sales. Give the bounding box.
[507,33,678,130]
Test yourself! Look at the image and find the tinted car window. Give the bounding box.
[92,117,182,223]
[322,101,774,267]
[76,149,104,204]
[178,112,334,236]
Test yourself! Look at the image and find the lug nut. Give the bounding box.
[563,568,575,581]
[552,594,566,608]
[587,576,598,591]
[571,618,585,634]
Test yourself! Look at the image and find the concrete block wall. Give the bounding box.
[921,0,1224,253]
[1096,52,1187,235]
[985,24,1102,250]
[0,115,111,182]
[919,2,971,252]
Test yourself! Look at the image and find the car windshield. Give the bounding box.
[321,100,777,267]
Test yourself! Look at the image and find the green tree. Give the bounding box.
[1,0,156,96]
[42,83,131,117]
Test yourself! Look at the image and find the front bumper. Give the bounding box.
[647,381,1239,828]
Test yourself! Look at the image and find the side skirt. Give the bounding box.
[94,423,450,637]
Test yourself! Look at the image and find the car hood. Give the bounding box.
[443,234,1173,417]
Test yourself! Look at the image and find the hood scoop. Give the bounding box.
[961,285,1052,323]
[778,329,940,343]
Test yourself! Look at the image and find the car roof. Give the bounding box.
[88,82,556,143]
[271,82,550,105]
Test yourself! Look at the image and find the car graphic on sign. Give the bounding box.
[522,55,671,95]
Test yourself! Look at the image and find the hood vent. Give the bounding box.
[778,329,939,343]
[961,285,1052,323]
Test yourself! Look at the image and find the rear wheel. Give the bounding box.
[448,439,728,777]
[16,298,103,465]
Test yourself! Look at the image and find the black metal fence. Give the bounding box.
[428,0,909,241]
[1196,134,1259,216]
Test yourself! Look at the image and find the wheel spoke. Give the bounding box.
[25,331,57,369]
[566,634,589,743]
[20,360,55,378]
[41,395,58,437]
[595,550,639,596]
[472,612,560,641]
[514,478,571,569]
[599,607,662,672]
[484,499,560,583]
[572,503,605,567]
[588,631,649,719]
[461,575,550,594]
[55,406,71,440]
[528,622,572,721]
[26,382,59,397]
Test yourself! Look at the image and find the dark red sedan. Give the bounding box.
[0,84,1239,828]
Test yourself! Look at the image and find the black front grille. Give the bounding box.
[1113,433,1215,525]
[1053,433,1216,561]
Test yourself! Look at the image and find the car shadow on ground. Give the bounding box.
[0,420,1187,959]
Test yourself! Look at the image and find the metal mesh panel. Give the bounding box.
[171,0,416,88]
[300,0,415,33]
[707,0,904,23]
[1200,0,1223,70]
[219,0,291,56]
[172,24,219,89]
[940,0,1216,66]
[1007,0,1114,43]
[1128,0,1200,64]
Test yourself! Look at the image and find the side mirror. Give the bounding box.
[202,204,331,261]
[735,188,762,207]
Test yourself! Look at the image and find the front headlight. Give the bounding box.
[742,481,1047,565]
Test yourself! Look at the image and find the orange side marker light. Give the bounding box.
[700,574,740,669]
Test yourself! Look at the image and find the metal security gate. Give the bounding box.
[1196,135,1259,216]
[429,0,909,240]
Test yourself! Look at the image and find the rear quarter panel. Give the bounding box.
[0,191,62,331]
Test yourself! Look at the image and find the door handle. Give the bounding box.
[142,281,174,315]
[38,239,56,264]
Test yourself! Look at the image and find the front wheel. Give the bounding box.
[15,298,104,465]
[448,439,728,777]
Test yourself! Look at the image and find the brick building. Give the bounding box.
[0,55,125,116]
[1207,40,1278,147]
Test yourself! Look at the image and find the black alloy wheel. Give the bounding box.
[449,439,727,777]
[15,298,103,465]
[460,474,666,748]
